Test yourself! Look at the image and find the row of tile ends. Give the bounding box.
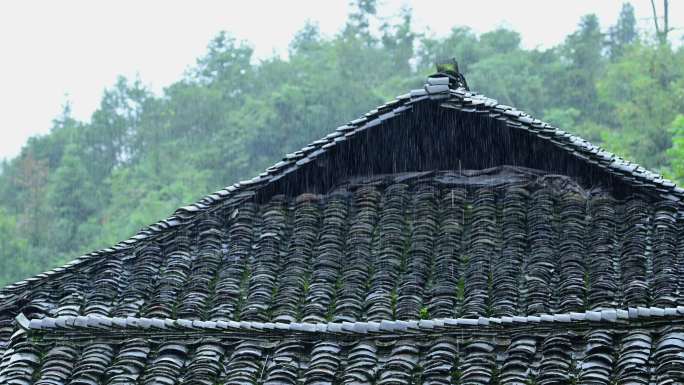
[17,306,684,338]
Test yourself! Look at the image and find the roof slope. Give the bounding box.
[1,73,684,383]
[1,73,681,302]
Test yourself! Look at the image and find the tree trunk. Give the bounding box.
[650,0,671,45]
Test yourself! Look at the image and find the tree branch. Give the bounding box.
[650,0,662,41]
[664,0,670,34]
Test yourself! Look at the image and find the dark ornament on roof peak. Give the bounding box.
[430,57,469,90]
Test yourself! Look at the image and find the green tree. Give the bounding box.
[46,144,100,252]
[0,208,31,284]
[608,2,638,59]
[468,49,547,116]
[556,14,605,115]
[597,44,684,169]
[418,27,482,73]
[666,115,684,182]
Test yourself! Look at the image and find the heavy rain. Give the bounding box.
[0,1,683,384]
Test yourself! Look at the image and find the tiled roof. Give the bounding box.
[1,73,684,383]
[2,75,681,302]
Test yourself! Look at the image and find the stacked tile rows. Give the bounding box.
[459,338,496,384]
[525,187,556,315]
[587,194,619,309]
[177,215,224,319]
[21,281,54,319]
[220,341,263,384]
[263,340,303,385]
[140,343,188,385]
[55,267,88,317]
[678,219,684,304]
[341,341,378,384]
[302,193,349,322]
[376,339,420,385]
[366,183,409,321]
[33,344,79,385]
[68,343,115,385]
[179,342,224,385]
[615,330,652,382]
[421,336,458,385]
[577,330,614,385]
[493,186,527,317]
[104,338,150,384]
[8,175,684,332]
[557,190,586,313]
[112,243,164,317]
[652,325,684,382]
[621,196,650,308]
[537,333,574,384]
[462,187,498,317]
[428,188,466,318]
[0,321,12,369]
[303,341,341,384]
[82,253,124,317]
[143,233,192,318]
[334,186,381,322]
[240,196,289,322]
[396,184,438,320]
[272,196,322,323]
[0,330,40,384]
[499,336,537,383]
[210,202,256,321]
[652,200,679,308]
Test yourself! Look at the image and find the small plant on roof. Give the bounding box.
[433,57,469,90]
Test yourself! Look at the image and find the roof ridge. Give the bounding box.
[3,75,682,302]
[18,306,684,341]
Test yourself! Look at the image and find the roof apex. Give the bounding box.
[431,57,469,90]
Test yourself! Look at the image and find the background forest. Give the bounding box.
[0,2,683,285]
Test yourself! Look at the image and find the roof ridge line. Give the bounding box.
[19,306,684,339]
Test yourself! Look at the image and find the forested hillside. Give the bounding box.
[1,2,683,285]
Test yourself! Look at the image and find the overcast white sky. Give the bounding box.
[0,0,681,161]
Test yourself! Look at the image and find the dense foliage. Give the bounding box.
[0,2,683,285]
